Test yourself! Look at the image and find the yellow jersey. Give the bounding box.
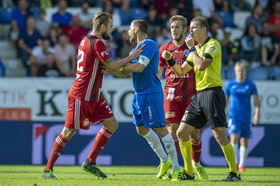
[187,37,223,91]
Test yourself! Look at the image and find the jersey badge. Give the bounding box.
[207,44,217,54]
[184,50,190,57]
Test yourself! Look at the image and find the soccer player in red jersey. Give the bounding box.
[157,15,208,180]
[42,12,144,180]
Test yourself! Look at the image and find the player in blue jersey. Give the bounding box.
[104,19,183,181]
[225,62,260,172]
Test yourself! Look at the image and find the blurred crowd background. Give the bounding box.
[0,0,280,80]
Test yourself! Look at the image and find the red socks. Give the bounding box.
[191,139,202,163]
[45,134,68,171]
[87,127,113,163]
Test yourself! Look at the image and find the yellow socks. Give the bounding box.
[222,143,238,174]
[179,140,193,175]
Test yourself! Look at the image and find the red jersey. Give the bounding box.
[68,34,111,102]
[159,41,196,102]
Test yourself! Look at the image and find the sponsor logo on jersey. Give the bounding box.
[207,44,217,54]
[83,118,89,127]
[101,51,109,57]
[184,50,190,57]
[165,111,175,118]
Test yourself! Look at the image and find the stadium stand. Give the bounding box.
[270,66,280,80]
[226,66,236,80]
[248,67,269,80]
[129,9,147,22]
[233,11,252,30]
[0,8,14,24]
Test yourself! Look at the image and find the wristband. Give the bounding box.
[190,47,196,52]
[167,58,176,67]
[119,67,123,71]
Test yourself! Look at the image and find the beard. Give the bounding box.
[174,32,184,42]
[102,31,111,40]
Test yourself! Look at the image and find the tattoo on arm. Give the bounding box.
[105,58,113,65]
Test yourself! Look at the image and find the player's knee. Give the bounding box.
[107,122,119,133]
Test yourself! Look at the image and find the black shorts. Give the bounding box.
[181,87,227,129]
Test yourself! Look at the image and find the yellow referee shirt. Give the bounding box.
[187,37,223,91]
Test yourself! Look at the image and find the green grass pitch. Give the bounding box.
[0,165,280,186]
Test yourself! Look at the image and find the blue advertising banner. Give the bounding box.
[0,122,279,167]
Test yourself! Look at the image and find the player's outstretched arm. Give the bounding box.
[102,43,145,71]
[162,50,192,77]
[102,66,131,78]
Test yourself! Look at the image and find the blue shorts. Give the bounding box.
[132,92,166,128]
[228,118,252,138]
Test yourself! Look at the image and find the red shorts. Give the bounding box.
[65,96,114,130]
[164,100,190,124]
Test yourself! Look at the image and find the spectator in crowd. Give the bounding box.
[209,21,226,44]
[37,53,62,77]
[192,8,202,17]
[172,0,193,23]
[111,0,130,11]
[152,0,172,21]
[239,24,261,67]
[102,0,122,41]
[268,1,280,39]
[117,30,131,58]
[213,0,223,11]
[224,27,239,66]
[246,3,267,34]
[77,2,94,30]
[106,39,116,60]
[36,9,51,38]
[54,33,76,77]
[217,0,236,28]
[10,0,29,42]
[162,6,179,29]
[156,27,172,47]
[63,15,88,49]
[259,0,269,11]
[192,0,222,25]
[29,39,55,76]
[52,0,72,29]
[260,21,280,66]
[47,27,59,47]
[18,16,42,76]
[140,0,152,10]
[145,5,161,40]
[229,0,251,12]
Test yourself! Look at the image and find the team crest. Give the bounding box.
[184,50,190,57]
[83,118,89,127]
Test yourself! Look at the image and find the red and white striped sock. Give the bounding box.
[87,127,113,163]
[45,134,68,171]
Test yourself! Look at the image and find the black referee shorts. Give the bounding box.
[181,86,227,129]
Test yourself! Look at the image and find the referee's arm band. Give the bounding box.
[167,58,176,67]
[187,60,194,67]
[203,53,213,60]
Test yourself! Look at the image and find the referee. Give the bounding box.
[161,16,241,181]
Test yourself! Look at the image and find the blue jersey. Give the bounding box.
[225,79,258,120]
[131,38,162,94]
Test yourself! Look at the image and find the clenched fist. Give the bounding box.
[185,35,195,48]
[162,50,172,60]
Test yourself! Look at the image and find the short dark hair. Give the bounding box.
[191,16,209,33]
[92,12,113,31]
[132,19,149,34]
